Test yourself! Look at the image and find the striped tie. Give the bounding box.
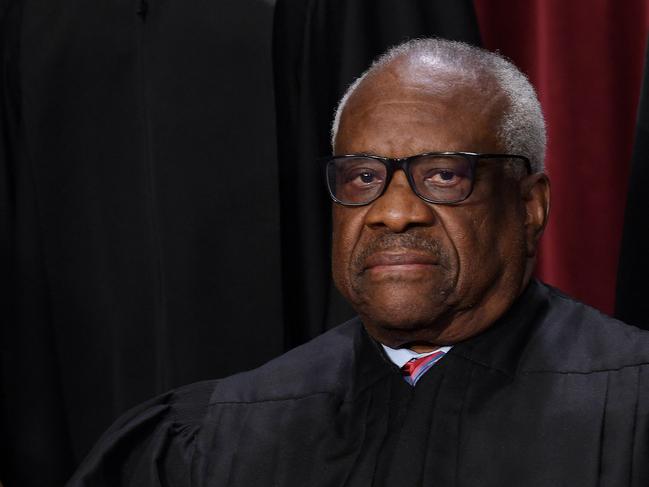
[401,350,446,386]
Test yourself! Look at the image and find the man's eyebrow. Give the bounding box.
[345,150,447,158]
[337,151,382,157]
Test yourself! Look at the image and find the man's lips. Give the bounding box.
[362,251,438,270]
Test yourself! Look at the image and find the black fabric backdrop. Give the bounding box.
[616,36,649,330]
[0,0,480,485]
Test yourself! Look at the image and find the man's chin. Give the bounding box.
[356,298,455,345]
[352,282,453,316]
[363,318,452,349]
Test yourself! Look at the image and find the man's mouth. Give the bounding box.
[362,251,439,271]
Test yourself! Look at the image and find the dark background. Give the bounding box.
[2,0,649,485]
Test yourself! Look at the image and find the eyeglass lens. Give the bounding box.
[327,155,474,205]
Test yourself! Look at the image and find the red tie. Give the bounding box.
[401,350,446,386]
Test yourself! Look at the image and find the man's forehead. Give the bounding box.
[342,59,503,124]
[344,83,497,123]
[353,55,498,102]
[336,58,507,155]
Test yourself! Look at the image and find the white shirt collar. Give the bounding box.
[381,344,453,368]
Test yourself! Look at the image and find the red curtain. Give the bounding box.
[474,0,649,314]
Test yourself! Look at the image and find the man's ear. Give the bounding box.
[520,173,550,257]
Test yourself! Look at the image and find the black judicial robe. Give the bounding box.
[67,280,649,486]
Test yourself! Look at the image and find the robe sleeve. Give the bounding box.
[66,381,216,487]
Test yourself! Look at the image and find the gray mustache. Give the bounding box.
[354,233,445,269]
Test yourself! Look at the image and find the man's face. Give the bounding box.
[332,62,538,349]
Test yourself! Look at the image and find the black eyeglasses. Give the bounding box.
[322,152,531,206]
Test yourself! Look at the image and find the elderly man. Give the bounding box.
[68,39,649,486]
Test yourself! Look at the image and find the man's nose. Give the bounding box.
[364,171,436,232]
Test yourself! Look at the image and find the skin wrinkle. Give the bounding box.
[350,90,503,132]
[331,51,550,352]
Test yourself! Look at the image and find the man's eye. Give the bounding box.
[425,169,463,186]
[345,169,382,185]
[438,170,456,181]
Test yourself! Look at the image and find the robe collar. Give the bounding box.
[443,279,550,377]
[357,279,550,386]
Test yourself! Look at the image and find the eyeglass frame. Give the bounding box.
[321,151,532,207]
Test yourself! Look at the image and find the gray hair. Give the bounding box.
[331,38,546,173]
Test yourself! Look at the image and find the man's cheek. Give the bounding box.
[331,232,356,297]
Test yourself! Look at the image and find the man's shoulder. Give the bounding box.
[520,282,649,374]
[89,319,365,447]
[209,317,365,404]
